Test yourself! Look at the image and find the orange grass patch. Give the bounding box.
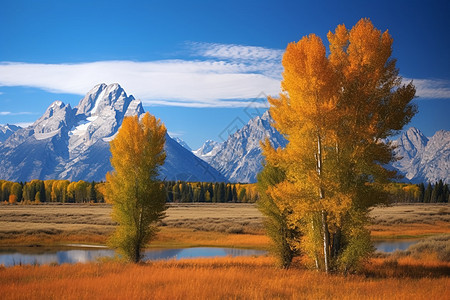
[369,221,450,239]
[0,256,448,300]
[152,227,269,249]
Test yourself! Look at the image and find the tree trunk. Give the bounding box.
[317,132,330,272]
[311,219,319,270]
[322,210,330,273]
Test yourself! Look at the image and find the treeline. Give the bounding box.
[165,181,258,203]
[0,179,105,204]
[0,179,259,204]
[2,178,447,205]
[387,180,449,203]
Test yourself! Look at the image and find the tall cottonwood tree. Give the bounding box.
[106,112,167,263]
[262,19,416,272]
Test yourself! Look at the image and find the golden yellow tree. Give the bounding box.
[262,19,416,272]
[105,112,167,263]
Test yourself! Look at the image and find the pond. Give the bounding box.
[373,239,419,253]
[0,246,267,267]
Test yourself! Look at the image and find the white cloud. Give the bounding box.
[0,111,34,116]
[167,131,184,138]
[0,43,285,108]
[0,60,281,107]
[190,42,284,62]
[12,122,33,128]
[407,78,450,99]
[2,41,445,108]
[0,122,33,128]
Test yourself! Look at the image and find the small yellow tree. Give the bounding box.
[105,112,167,263]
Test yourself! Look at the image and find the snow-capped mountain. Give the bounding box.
[173,137,191,151]
[193,140,222,164]
[392,128,449,183]
[194,111,287,183]
[0,83,225,182]
[0,124,20,143]
[193,112,448,184]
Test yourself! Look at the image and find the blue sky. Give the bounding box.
[0,0,449,149]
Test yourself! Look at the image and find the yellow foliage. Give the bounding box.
[105,112,167,263]
[262,18,416,272]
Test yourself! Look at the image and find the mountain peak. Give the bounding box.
[0,83,225,182]
[196,111,287,183]
[393,128,449,183]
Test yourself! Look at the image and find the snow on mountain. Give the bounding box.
[173,137,192,151]
[392,128,449,183]
[0,124,20,143]
[0,83,225,182]
[195,111,287,183]
[193,112,448,184]
[193,140,222,163]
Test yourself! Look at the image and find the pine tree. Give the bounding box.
[105,112,167,263]
[418,183,425,202]
[89,181,97,203]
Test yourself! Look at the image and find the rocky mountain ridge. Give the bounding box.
[0,83,225,182]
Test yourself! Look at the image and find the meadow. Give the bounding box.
[0,203,448,247]
[0,203,449,299]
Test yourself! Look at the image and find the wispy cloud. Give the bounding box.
[0,111,35,116]
[191,42,284,62]
[1,42,447,108]
[407,78,450,99]
[0,43,284,108]
[168,131,184,138]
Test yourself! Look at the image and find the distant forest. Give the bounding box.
[0,179,259,204]
[0,179,447,205]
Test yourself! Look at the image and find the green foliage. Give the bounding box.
[336,210,374,273]
[257,164,300,269]
[105,113,167,263]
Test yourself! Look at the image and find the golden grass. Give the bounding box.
[1,203,449,247]
[0,256,448,300]
[152,228,270,249]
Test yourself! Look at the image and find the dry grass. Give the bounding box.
[0,256,448,300]
[1,203,449,247]
[369,204,450,239]
[1,203,449,299]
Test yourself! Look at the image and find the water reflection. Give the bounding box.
[0,247,266,267]
[374,240,419,253]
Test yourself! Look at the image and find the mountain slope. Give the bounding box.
[392,128,449,183]
[173,137,192,151]
[0,83,225,182]
[0,124,20,143]
[195,111,287,183]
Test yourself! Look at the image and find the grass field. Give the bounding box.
[0,203,449,247]
[0,203,449,299]
[0,256,448,300]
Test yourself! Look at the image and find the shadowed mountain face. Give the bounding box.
[0,83,225,182]
[194,111,287,183]
[194,116,448,184]
[0,124,20,143]
[392,128,449,183]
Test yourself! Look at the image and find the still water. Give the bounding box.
[373,240,419,253]
[0,247,267,267]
